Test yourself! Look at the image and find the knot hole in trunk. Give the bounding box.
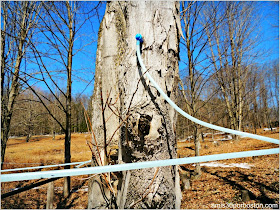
[138,114,152,136]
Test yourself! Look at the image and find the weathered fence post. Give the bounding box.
[46,181,54,209]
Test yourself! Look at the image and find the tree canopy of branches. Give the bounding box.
[1,1,42,168]
[1,1,101,196]
[1,1,278,207]
[177,1,279,179]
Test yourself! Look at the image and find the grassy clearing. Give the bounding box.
[3,133,92,169]
[1,129,279,209]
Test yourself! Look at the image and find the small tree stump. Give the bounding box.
[213,141,220,147]
[241,190,250,202]
[180,170,191,190]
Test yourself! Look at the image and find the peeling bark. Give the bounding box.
[89,1,181,209]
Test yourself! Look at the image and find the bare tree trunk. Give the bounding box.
[180,1,209,177]
[1,2,40,167]
[1,27,24,166]
[204,2,258,140]
[26,133,31,143]
[1,2,7,111]
[52,131,55,140]
[89,1,181,208]
[63,1,74,198]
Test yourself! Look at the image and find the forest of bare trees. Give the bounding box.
[176,1,279,180]
[1,1,278,208]
[9,89,92,138]
[177,1,279,141]
[1,1,100,196]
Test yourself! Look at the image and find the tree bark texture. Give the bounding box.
[89,1,181,209]
[63,1,74,197]
[1,2,29,167]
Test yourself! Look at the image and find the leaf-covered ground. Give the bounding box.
[1,130,279,209]
[178,131,279,209]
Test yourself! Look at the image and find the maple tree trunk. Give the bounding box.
[88,1,181,208]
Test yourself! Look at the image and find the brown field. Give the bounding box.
[1,129,279,209]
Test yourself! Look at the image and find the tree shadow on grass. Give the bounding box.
[1,189,44,209]
[56,193,80,209]
[202,168,279,207]
[56,180,87,209]
[235,171,279,194]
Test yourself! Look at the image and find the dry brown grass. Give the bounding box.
[3,133,92,169]
[1,133,93,209]
[178,128,279,209]
[178,131,279,159]
[1,129,279,209]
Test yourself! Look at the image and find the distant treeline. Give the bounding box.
[9,89,93,138]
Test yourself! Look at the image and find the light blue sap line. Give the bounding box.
[1,35,279,183]
[135,34,279,145]
[1,160,91,173]
[76,160,92,168]
[1,148,279,182]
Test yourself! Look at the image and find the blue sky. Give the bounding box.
[70,2,106,97]
[257,1,279,62]
[21,1,279,98]
[178,1,279,77]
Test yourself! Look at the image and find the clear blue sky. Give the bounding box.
[70,2,106,97]
[256,1,279,62]
[27,1,278,98]
[178,1,279,78]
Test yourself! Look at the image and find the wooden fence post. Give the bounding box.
[46,181,54,209]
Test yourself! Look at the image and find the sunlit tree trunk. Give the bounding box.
[89,1,181,208]
[1,2,41,168]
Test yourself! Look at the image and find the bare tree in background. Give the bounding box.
[245,66,261,133]
[28,1,100,197]
[7,89,91,138]
[267,61,279,122]
[1,1,41,168]
[204,2,260,136]
[4,1,101,196]
[180,1,205,177]
[9,89,46,141]
[20,1,77,197]
[179,1,223,176]
[239,61,279,133]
